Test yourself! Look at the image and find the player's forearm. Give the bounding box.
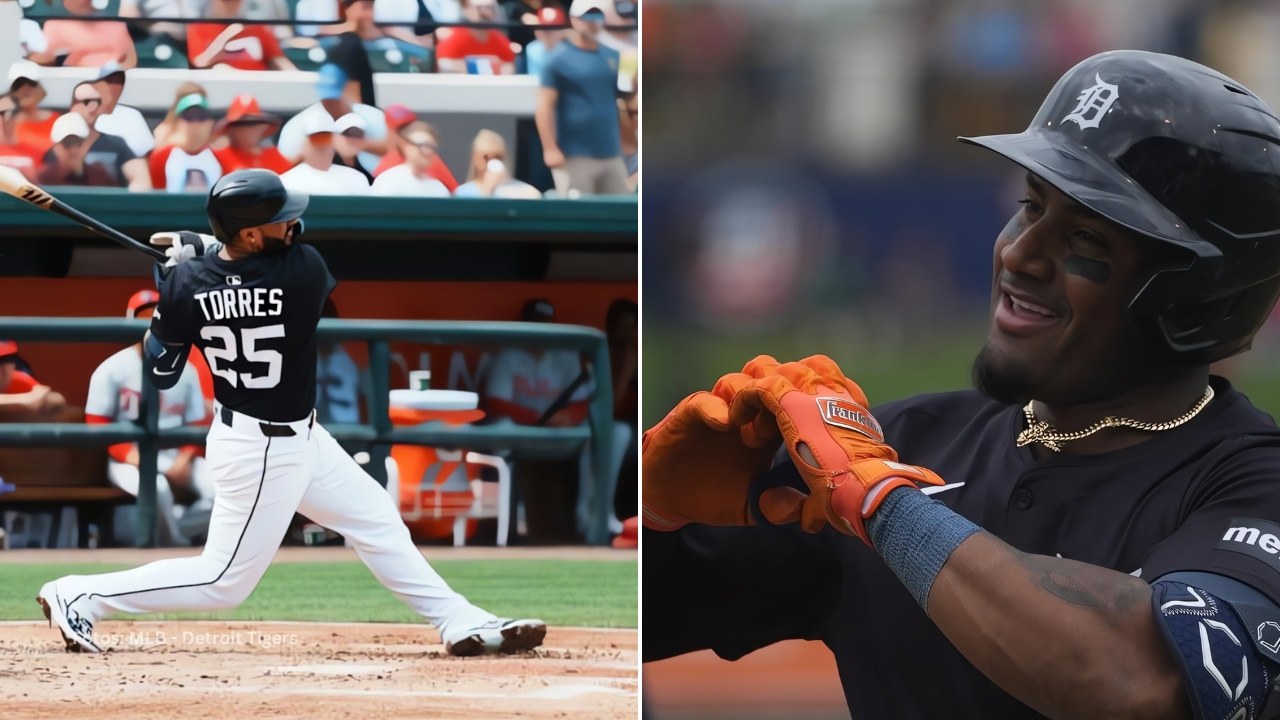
[926,532,1187,720]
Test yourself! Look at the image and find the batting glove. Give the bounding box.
[729,355,946,545]
[642,371,807,531]
[150,231,219,268]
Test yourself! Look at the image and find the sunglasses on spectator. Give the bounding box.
[181,109,212,122]
[340,129,366,139]
[413,142,438,152]
[60,137,85,150]
[74,96,102,108]
[483,153,505,161]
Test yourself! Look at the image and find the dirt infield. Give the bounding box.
[0,621,635,719]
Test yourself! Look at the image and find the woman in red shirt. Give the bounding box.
[6,62,60,158]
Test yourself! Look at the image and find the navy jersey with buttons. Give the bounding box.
[150,242,336,423]
[644,376,1280,717]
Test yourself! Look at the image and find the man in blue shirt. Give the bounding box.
[535,0,629,196]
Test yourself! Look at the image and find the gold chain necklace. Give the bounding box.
[1017,386,1215,453]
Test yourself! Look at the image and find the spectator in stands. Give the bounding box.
[436,0,517,74]
[506,0,565,49]
[373,0,441,49]
[333,113,375,183]
[150,93,223,193]
[32,0,138,68]
[278,64,388,174]
[56,81,151,191]
[281,112,371,194]
[605,297,636,531]
[316,299,362,424]
[0,341,67,422]
[8,62,59,157]
[371,121,450,196]
[93,64,156,158]
[521,5,567,78]
[86,290,212,547]
[480,298,624,542]
[536,0,627,196]
[212,94,291,173]
[153,81,208,148]
[307,0,430,59]
[371,105,458,191]
[322,30,378,107]
[118,0,202,45]
[597,0,637,79]
[188,0,298,70]
[0,93,43,180]
[618,73,637,191]
[455,129,539,198]
[38,113,116,187]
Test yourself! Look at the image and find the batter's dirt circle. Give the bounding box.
[0,621,636,719]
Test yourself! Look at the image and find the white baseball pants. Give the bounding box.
[57,405,493,638]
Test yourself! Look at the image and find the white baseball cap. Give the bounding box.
[569,0,606,18]
[51,113,90,143]
[301,110,338,136]
[7,60,40,88]
[334,112,367,134]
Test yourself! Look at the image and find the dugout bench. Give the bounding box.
[0,318,615,547]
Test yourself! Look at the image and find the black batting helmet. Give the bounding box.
[206,169,309,244]
[961,50,1280,364]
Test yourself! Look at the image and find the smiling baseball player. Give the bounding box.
[37,169,546,656]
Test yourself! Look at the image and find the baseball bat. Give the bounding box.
[0,165,165,259]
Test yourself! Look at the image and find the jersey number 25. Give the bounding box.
[200,325,284,389]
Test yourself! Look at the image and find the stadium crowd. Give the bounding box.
[0,0,638,196]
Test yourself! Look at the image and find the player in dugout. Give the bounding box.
[645,51,1280,720]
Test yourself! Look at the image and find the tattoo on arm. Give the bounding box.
[1021,553,1146,611]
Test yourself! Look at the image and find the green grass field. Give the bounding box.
[0,559,637,627]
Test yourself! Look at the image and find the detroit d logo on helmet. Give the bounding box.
[1062,73,1119,130]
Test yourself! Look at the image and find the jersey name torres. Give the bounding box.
[150,243,336,422]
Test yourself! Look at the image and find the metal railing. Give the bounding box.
[0,317,615,545]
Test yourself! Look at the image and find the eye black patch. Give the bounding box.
[1065,254,1110,283]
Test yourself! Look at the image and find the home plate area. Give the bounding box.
[0,622,636,719]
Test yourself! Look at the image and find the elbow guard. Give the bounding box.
[1153,573,1280,720]
[143,331,189,390]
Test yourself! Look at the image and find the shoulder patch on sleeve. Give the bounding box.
[1218,519,1280,576]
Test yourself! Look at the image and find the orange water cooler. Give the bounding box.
[387,382,488,544]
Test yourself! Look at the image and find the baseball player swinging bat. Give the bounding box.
[0,164,165,260]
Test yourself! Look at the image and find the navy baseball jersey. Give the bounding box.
[645,376,1280,718]
[150,243,336,422]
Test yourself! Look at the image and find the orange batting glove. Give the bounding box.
[642,371,808,531]
[729,355,945,544]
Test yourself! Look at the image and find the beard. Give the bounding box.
[261,234,291,256]
[971,343,1035,406]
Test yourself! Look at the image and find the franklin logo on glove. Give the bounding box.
[818,397,883,442]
